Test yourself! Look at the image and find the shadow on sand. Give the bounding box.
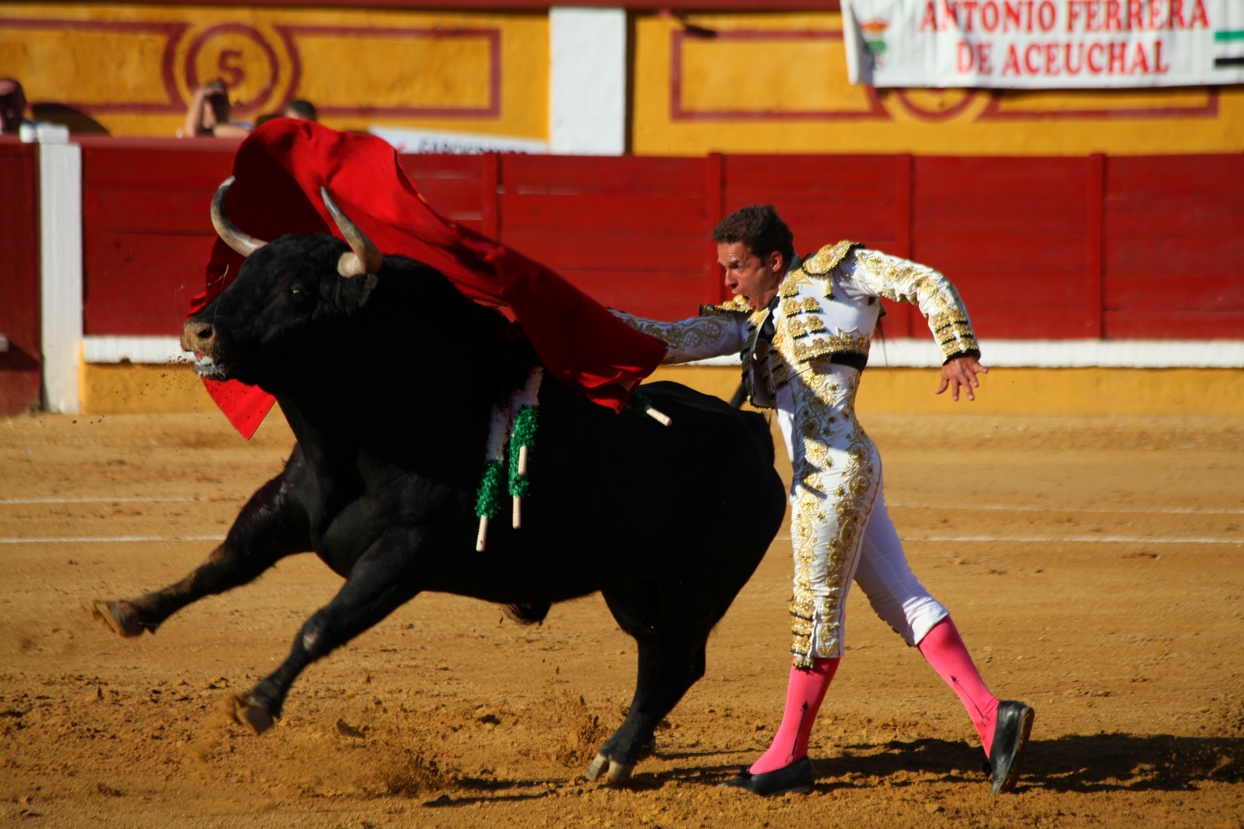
[650,733,1242,794]
[415,733,1242,805]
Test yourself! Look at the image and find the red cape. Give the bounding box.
[189,120,667,438]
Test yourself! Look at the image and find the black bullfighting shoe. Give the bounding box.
[719,756,814,796]
[988,700,1034,795]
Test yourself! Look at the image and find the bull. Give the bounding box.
[90,182,786,784]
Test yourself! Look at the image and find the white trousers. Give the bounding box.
[777,366,948,663]
[854,480,949,647]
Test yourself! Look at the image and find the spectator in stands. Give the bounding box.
[282,99,318,122]
[178,80,252,138]
[0,78,30,135]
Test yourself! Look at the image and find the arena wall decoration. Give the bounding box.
[2,6,1243,156]
[0,5,548,141]
[632,10,1244,156]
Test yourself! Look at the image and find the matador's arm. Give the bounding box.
[611,304,751,364]
[839,248,986,400]
[838,249,980,364]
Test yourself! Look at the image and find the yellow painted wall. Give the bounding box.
[649,365,1244,417]
[81,363,1244,418]
[0,4,548,139]
[7,4,1240,152]
[851,367,1244,417]
[80,363,217,414]
[632,11,1244,156]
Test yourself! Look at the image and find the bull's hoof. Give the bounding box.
[607,761,635,785]
[586,753,609,782]
[226,694,274,734]
[89,600,145,638]
[585,753,635,785]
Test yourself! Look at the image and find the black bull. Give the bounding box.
[91,231,786,783]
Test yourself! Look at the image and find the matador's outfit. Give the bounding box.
[616,242,980,668]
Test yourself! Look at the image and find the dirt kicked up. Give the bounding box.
[1,411,1241,828]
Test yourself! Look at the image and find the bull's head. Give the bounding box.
[207,176,385,280]
[181,178,384,389]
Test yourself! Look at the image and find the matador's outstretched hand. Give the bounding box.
[936,355,988,402]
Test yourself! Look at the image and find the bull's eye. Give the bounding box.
[291,285,305,299]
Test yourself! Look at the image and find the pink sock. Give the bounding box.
[918,617,1001,755]
[749,657,839,774]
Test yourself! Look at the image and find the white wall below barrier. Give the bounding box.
[83,333,1244,370]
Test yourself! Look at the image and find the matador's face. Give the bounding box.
[717,242,784,310]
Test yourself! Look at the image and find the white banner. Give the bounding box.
[369,126,547,155]
[844,0,1244,88]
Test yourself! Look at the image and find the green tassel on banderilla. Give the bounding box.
[474,370,669,552]
[626,391,672,427]
[475,367,542,552]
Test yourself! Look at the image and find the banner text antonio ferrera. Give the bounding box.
[844,0,1244,88]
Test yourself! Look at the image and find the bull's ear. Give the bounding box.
[327,271,379,315]
[357,273,379,308]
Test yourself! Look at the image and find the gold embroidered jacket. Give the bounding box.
[614,241,980,408]
[615,243,979,666]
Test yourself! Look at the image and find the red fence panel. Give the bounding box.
[724,154,905,249]
[497,155,708,320]
[80,138,237,336]
[724,154,914,332]
[1104,155,1244,339]
[398,154,491,233]
[70,142,1244,342]
[913,156,1094,340]
[0,140,41,414]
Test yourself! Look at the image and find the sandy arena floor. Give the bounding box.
[1,409,1241,828]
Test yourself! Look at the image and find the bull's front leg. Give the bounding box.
[227,532,424,734]
[590,582,711,784]
[90,473,310,637]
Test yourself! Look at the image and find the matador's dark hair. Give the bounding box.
[711,204,795,270]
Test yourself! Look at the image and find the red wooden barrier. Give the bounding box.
[913,155,1095,340]
[723,153,917,334]
[1105,155,1244,339]
[0,140,42,414]
[79,137,237,336]
[72,141,1244,340]
[398,154,494,234]
[499,155,709,320]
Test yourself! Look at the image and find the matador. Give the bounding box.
[613,204,1034,797]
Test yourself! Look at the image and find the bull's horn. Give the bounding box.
[210,176,268,257]
[321,186,383,278]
